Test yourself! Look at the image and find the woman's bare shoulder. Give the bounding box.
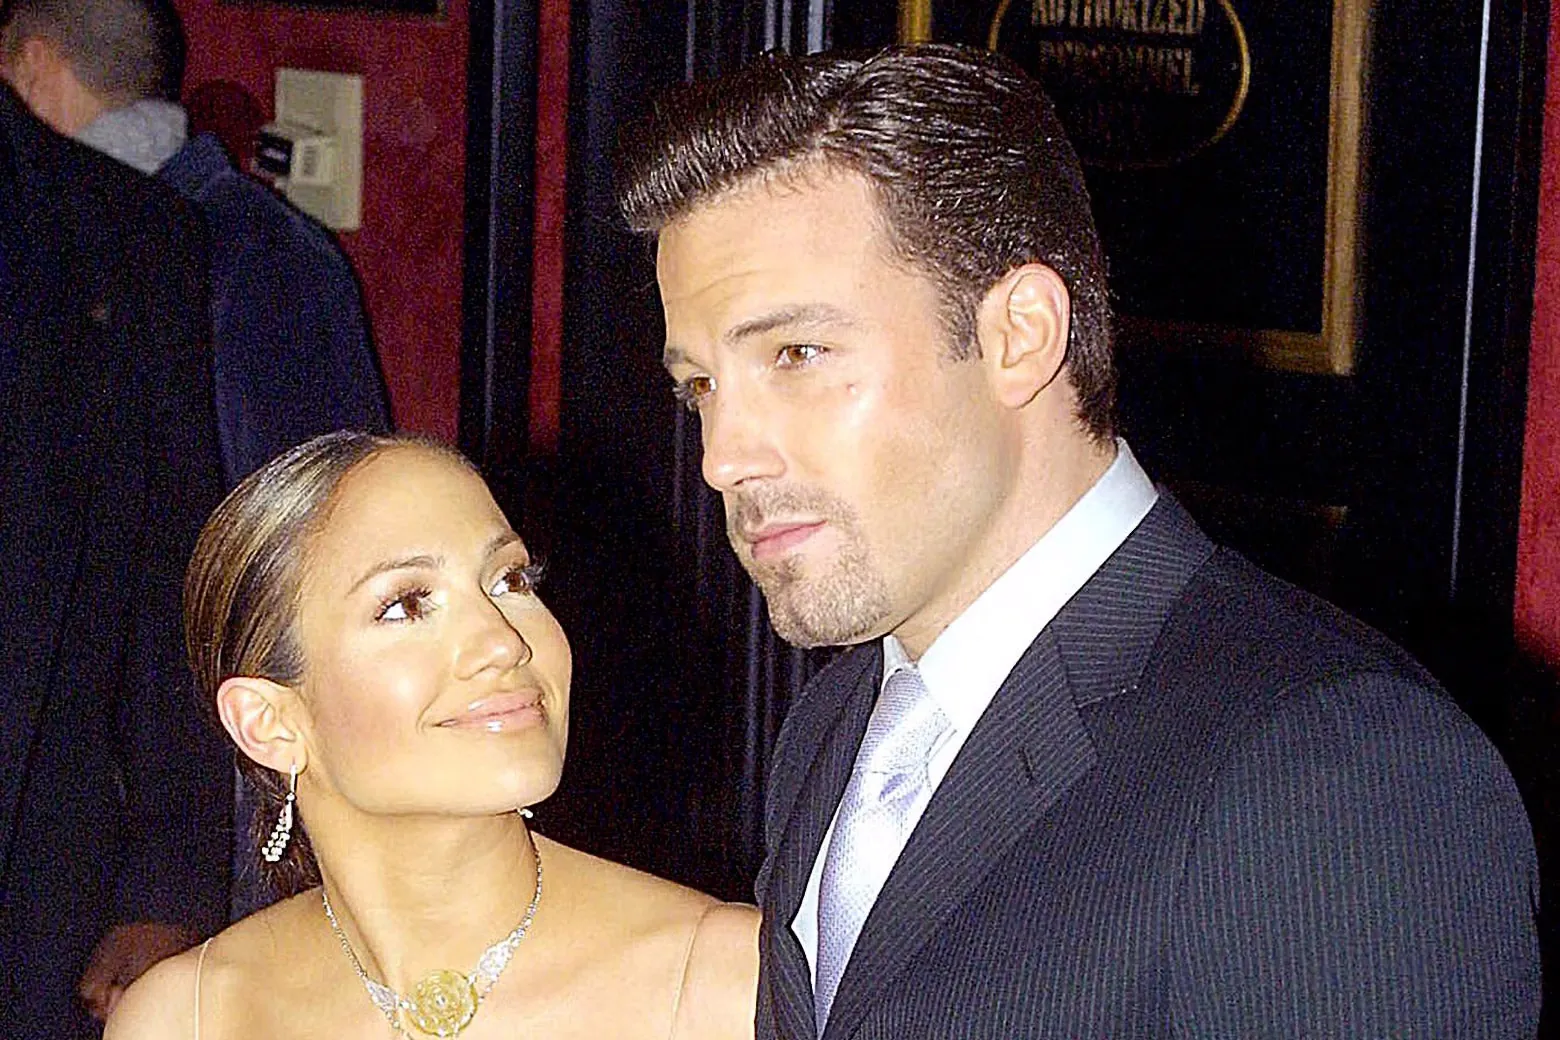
[674,903,761,1040]
[532,836,758,1036]
[106,889,325,1040]
[539,834,717,924]
[104,945,201,1039]
[215,887,325,956]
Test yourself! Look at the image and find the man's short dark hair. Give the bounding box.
[615,44,1115,440]
[0,0,186,103]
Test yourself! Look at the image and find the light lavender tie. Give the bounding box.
[814,666,949,1033]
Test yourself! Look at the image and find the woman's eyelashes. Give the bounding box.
[375,585,436,623]
[371,561,544,623]
[490,561,545,598]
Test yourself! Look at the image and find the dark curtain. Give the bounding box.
[506,0,845,901]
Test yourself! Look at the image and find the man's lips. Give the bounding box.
[744,521,826,560]
[437,692,546,733]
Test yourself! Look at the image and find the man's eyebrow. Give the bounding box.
[663,304,858,371]
[725,303,857,344]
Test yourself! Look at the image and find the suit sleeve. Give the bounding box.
[1168,671,1541,1037]
[111,215,231,935]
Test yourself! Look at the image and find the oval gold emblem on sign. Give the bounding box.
[406,969,479,1037]
[988,0,1250,168]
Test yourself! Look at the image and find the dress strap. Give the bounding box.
[666,903,719,1040]
[193,938,214,1040]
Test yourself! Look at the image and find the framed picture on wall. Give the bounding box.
[899,0,1367,375]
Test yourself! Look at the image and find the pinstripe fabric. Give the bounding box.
[754,496,1541,1039]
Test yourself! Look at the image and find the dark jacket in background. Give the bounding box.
[159,130,390,485]
[0,86,230,1040]
[757,496,1542,1039]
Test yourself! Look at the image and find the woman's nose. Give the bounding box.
[455,599,533,678]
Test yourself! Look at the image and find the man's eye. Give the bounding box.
[672,374,716,412]
[777,344,824,367]
[376,588,434,622]
[490,562,545,598]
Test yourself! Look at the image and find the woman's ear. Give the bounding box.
[216,676,306,774]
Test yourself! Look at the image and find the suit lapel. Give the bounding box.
[760,496,1215,1039]
[1049,495,1214,708]
[760,646,880,1040]
[818,496,1214,1039]
[821,627,1092,1039]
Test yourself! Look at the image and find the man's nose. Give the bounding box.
[700,389,786,493]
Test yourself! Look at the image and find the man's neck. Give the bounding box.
[892,433,1118,659]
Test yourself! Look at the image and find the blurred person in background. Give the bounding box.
[0,0,391,487]
[0,80,228,1037]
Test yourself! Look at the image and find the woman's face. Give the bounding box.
[289,445,570,818]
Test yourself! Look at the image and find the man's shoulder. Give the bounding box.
[1125,544,1498,779]
[1168,547,1429,690]
[170,139,350,273]
[12,112,201,250]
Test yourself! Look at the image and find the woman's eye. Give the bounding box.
[671,374,715,412]
[777,344,824,367]
[490,562,544,598]
[376,588,434,623]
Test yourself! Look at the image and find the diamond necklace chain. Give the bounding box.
[322,839,543,1038]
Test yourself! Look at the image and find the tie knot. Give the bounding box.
[857,666,948,778]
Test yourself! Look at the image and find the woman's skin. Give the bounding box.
[105,445,759,1039]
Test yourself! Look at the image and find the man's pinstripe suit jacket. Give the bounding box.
[755,496,1541,1039]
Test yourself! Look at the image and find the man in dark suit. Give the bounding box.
[617,45,1542,1036]
[1,0,391,488]
[0,84,229,1037]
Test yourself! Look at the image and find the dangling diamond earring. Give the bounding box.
[261,763,298,863]
[517,807,534,819]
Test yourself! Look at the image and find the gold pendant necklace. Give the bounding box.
[323,841,543,1037]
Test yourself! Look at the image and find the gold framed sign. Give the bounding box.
[900,0,1368,375]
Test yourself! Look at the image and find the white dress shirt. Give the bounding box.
[790,439,1160,977]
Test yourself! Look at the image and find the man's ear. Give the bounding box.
[4,37,58,98]
[3,37,100,134]
[216,676,307,775]
[975,263,1071,410]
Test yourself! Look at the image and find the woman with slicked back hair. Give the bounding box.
[107,431,758,1040]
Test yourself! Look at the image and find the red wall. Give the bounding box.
[173,0,470,440]
[1515,4,1560,666]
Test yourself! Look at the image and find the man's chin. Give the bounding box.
[761,587,886,649]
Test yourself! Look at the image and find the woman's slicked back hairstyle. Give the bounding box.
[184,430,473,897]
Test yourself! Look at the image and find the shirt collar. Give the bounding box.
[883,439,1159,734]
[74,99,188,175]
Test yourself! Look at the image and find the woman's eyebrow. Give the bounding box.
[485,530,524,558]
[347,555,441,595]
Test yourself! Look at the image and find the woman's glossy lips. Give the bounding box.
[438,692,546,733]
